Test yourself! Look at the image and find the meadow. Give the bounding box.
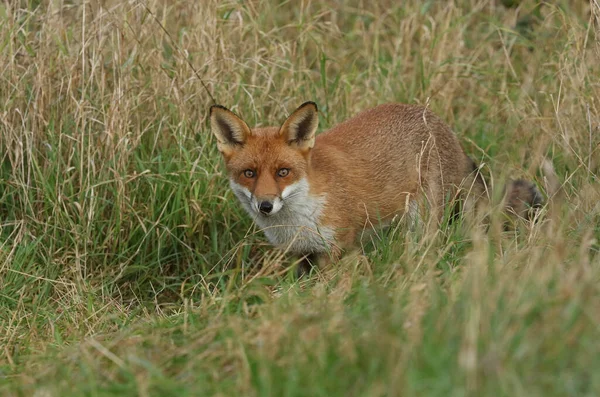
[1,0,599,395]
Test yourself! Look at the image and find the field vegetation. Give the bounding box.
[1,0,599,395]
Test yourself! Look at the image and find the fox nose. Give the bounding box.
[259,200,274,214]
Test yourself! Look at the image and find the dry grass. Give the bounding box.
[1,0,599,395]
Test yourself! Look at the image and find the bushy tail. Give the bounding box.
[468,158,552,223]
[503,179,544,221]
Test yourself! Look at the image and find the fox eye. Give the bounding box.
[277,168,290,178]
[243,169,256,178]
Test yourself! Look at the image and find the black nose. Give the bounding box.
[259,201,273,214]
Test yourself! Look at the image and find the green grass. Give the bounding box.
[1,0,599,395]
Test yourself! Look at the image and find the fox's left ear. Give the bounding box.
[279,102,319,151]
[209,105,252,157]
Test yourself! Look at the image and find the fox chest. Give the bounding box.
[230,185,332,254]
[255,209,334,254]
[230,179,335,254]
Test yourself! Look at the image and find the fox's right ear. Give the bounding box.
[279,101,319,152]
[209,105,251,156]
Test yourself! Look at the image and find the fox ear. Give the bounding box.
[210,105,251,156]
[279,102,318,151]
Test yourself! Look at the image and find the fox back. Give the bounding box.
[210,102,540,260]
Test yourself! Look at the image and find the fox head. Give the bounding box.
[209,102,319,218]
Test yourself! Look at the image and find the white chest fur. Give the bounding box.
[229,179,334,254]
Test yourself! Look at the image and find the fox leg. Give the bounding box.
[296,251,337,278]
[296,253,318,278]
[295,240,346,278]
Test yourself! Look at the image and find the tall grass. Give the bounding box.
[1,0,599,395]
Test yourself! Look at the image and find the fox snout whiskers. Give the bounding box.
[252,196,283,216]
[258,200,273,214]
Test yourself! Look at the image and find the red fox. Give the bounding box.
[210,102,542,271]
